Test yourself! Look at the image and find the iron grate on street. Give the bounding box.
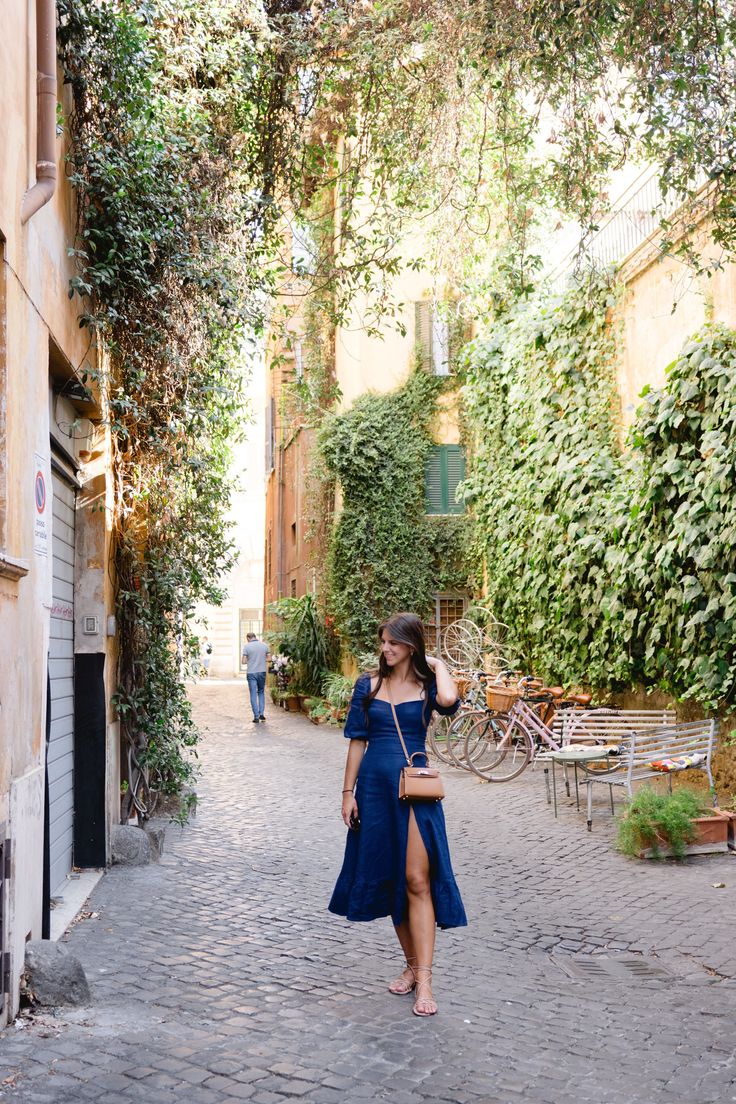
[553,955,675,982]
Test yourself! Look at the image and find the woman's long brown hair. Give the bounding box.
[364,612,434,722]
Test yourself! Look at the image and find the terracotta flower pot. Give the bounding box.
[640,810,730,858]
[285,695,300,712]
[718,808,736,851]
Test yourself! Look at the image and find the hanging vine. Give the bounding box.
[58,0,269,799]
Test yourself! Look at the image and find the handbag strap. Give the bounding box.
[385,683,412,767]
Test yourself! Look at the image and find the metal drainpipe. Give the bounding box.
[20,0,58,224]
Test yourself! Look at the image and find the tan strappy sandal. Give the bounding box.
[388,958,416,995]
[412,966,437,1016]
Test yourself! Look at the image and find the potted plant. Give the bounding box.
[266,595,339,699]
[617,787,730,859]
[303,697,330,724]
[322,672,355,725]
[722,797,736,851]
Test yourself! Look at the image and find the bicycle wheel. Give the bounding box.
[427,713,455,764]
[441,619,484,668]
[127,745,160,819]
[445,710,489,770]
[464,715,533,782]
[456,710,510,769]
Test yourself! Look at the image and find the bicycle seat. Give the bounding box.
[542,686,564,699]
[567,692,593,706]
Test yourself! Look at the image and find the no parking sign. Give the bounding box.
[33,452,49,556]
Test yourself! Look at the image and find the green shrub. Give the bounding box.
[266,594,339,695]
[616,786,714,859]
[322,672,355,714]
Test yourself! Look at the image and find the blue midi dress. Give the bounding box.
[328,674,468,929]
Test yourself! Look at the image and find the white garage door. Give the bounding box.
[48,470,76,897]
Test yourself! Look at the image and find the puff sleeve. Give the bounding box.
[429,678,460,717]
[344,674,371,740]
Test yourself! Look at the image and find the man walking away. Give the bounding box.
[243,632,269,724]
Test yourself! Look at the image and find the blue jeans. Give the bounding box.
[247,672,266,720]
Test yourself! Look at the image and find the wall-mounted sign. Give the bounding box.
[33,452,50,556]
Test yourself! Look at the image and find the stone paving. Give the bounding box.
[2,681,736,1104]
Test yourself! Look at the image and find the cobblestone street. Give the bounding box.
[2,681,736,1104]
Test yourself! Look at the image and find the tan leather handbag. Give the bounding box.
[387,691,445,802]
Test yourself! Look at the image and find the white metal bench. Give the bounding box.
[539,709,676,814]
[583,718,719,831]
[550,707,677,745]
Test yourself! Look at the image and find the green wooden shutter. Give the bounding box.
[424,446,444,513]
[445,445,466,514]
[424,445,466,514]
[415,301,432,372]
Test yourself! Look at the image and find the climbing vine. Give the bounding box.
[319,371,478,656]
[462,273,625,688]
[464,273,736,710]
[619,326,736,708]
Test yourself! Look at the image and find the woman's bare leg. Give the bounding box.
[388,920,417,993]
[404,808,436,1013]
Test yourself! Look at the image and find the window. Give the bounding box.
[291,221,316,275]
[426,594,468,654]
[265,397,275,473]
[294,340,304,380]
[290,577,297,597]
[414,301,467,376]
[424,445,465,515]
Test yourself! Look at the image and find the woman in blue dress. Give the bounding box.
[328,612,467,1017]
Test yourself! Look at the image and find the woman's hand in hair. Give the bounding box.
[429,655,459,707]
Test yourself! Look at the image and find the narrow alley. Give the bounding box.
[1,682,735,1104]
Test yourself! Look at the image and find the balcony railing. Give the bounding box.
[547,167,708,288]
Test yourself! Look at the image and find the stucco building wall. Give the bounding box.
[0,0,118,1023]
[264,262,465,618]
[617,226,736,428]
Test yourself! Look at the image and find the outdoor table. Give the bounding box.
[540,745,621,818]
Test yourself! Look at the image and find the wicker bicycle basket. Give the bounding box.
[485,685,520,712]
[453,677,471,700]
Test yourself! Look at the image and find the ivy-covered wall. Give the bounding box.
[463,275,736,715]
[463,275,623,689]
[319,370,479,655]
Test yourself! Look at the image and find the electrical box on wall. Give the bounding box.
[82,616,99,635]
